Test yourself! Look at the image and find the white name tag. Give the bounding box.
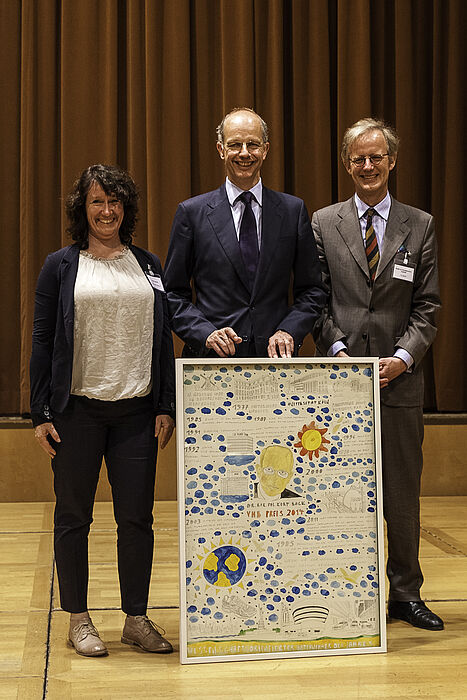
[393,263,415,283]
[146,273,165,292]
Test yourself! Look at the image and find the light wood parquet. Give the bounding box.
[0,498,466,699]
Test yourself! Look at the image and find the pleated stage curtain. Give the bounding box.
[0,0,465,413]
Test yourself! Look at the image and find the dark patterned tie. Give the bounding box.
[237,191,259,283]
[365,208,379,282]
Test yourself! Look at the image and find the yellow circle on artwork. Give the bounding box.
[301,429,322,451]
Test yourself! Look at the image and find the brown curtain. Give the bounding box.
[0,0,465,414]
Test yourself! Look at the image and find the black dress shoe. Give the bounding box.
[388,601,444,630]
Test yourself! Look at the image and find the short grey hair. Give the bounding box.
[341,117,400,164]
[216,107,269,144]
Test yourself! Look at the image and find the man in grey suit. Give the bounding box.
[312,117,443,630]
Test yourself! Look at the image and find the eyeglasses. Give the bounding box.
[349,154,390,166]
[224,141,265,154]
[87,198,122,208]
[262,467,290,479]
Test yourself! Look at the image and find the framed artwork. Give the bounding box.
[176,358,386,664]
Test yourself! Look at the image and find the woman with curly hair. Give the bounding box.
[30,164,175,657]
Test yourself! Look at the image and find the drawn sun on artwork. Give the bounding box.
[294,421,330,458]
[192,537,255,591]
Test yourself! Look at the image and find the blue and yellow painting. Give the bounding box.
[180,361,384,660]
[203,545,247,587]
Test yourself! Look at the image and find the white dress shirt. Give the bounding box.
[225,177,263,248]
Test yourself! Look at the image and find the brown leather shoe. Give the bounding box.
[68,619,108,656]
[121,615,173,653]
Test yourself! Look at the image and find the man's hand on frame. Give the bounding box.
[206,327,243,357]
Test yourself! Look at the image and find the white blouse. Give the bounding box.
[71,248,154,401]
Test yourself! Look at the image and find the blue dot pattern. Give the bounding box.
[181,360,382,657]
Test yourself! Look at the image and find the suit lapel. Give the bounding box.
[206,185,251,292]
[60,245,80,348]
[251,186,283,298]
[376,199,410,279]
[336,198,370,279]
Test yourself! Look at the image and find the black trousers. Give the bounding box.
[51,395,157,615]
[381,403,424,602]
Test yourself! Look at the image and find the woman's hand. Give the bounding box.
[155,414,175,449]
[34,422,61,457]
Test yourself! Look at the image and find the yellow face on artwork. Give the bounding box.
[256,446,294,497]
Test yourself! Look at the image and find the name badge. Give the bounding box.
[146,272,165,292]
[393,262,415,283]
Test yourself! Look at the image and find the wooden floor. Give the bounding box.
[0,498,466,699]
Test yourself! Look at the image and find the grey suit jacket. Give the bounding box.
[312,196,441,407]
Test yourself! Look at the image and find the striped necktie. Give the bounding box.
[365,208,379,282]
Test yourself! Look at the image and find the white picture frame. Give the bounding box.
[176,358,386,664]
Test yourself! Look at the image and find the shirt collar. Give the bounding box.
[354,191,391,221]
[226,177,263,207]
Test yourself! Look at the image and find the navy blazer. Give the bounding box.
[164,183,327,357]
[30,243,175,427]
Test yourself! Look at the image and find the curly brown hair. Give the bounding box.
[65,164,139,248]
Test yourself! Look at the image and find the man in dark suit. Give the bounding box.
[312,117,443,630]
[164,107,326,358]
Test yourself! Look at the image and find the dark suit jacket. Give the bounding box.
[164,183,326,357]
[30,243,175,427]
[312,196,441,407]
